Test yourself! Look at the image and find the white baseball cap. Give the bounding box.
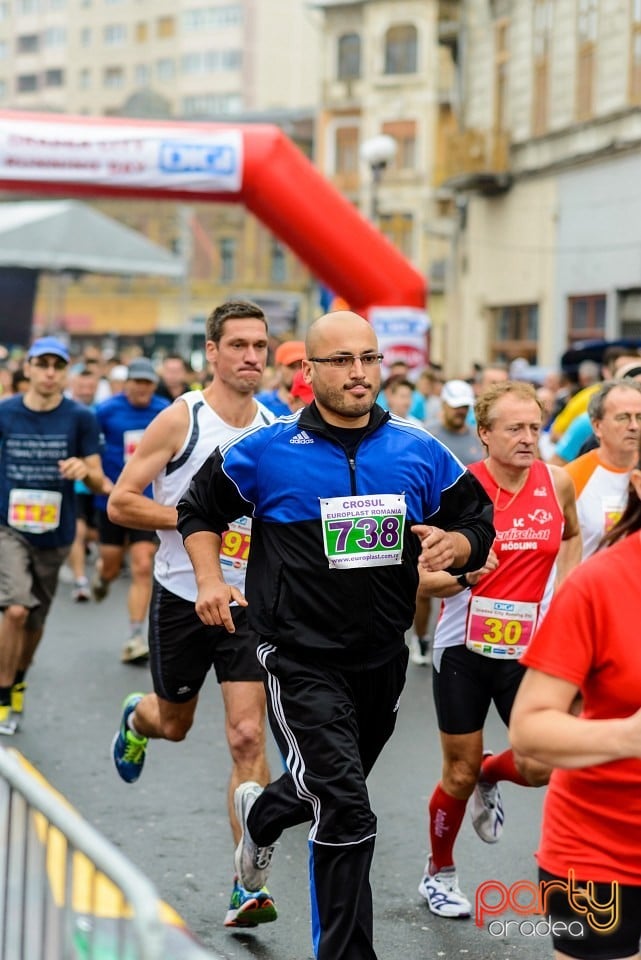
[109,364,128,382]
[441,379,475,408]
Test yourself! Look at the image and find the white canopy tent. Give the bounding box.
[0,199,185,345]
[0,199,184,276]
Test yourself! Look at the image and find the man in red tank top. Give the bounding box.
[417,381,582,919]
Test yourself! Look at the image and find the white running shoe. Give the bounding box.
[409,633,431,666]
[72,578,91,602]
[120,634,149,664]
[234,781,276,893]
[470,750,504,844]
[418,866,471,918]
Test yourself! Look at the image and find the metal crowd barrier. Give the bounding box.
[0,746,219,960]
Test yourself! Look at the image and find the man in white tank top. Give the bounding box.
[106,300,278,929]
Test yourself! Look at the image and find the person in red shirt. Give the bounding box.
[510,448,641,960]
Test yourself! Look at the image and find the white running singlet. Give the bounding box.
[153,391,273,602]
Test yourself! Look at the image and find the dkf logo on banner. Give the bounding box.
[476,870,620,938]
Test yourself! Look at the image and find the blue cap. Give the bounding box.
[127,357,159,383]
[27,336,70,364]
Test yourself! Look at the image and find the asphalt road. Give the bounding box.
[10,571,553,960]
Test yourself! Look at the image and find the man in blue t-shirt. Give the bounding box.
[0,336,105,734]
[93,357,169,664]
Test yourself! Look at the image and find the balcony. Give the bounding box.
[436,128,513,194]
[438,0,461,50]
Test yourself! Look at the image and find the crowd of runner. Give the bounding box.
[0,316,639,960]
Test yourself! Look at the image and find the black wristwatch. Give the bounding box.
[455,573,471,589]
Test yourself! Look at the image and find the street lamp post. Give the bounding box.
[359,134,397,224]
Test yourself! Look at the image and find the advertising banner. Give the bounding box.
[0,119,243,192]
[368,306,431,378]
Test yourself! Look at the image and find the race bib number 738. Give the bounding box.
[320,494,406,570]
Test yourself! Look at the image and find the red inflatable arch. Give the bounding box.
[0,110,426,317]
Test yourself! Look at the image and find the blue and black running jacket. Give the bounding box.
[177,402,494,670]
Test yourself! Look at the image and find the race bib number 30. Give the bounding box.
[465,595,538,659]
[8,488,62,534]
[320,494,406,570]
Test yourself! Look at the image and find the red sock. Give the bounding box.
[481,749,529,787]
[428,783,467,872]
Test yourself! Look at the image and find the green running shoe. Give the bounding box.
[112,693,148,783]
[224,876,277,927]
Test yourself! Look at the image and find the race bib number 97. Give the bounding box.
[219,518,251,571]
[320,494,406,569]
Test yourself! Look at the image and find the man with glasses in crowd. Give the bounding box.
[176,310,494,960]
[564,378,641,558]
[0,337,106,734]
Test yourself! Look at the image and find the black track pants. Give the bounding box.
[247,644,408,960]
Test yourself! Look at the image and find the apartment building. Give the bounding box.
[0,0,322,349]
[439,0,641,373]
[0,0,320,119]
[314,0,452,360]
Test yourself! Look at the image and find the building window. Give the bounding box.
[183,92,242,115]
[182,52,203,74]
[221,49,241,69]
[18,0,40,12]
[134,63,149,85]
[490,304,539,363]
[0,41,7,59]
[219,236,236,282]
[337,32,361,80]
[43,26,67,47]
[44,68,64,87]
[135,22,148,43]
[378,213,414,258]
[103,66,124,89]
[270,240,287,284]
[17,73,38,92]
[17,34,39,54]
[156,58,175,82]
[104,24,127,45]
[576,0,597,121]
[567,294,605,343]
[619,289,641,338]
[494,18,510,132]
[80,27,91,47]
[335,125,359,176]
[384,24,417,75]
[532,0,552,135]
[78,67,90,89]
[631,0,641,103]
[382,120,417,171]
[182,5,243,31]
[182,50,240,73]
[157,16,175,39]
